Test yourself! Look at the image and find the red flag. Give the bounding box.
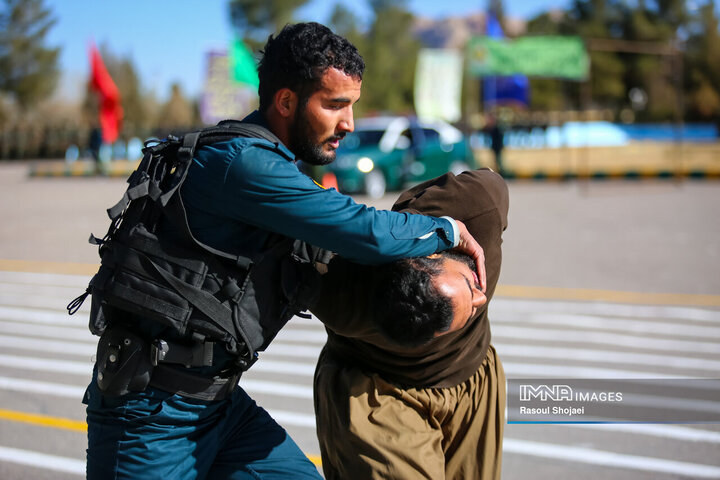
[89,44,123,144]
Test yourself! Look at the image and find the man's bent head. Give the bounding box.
[373,251,487,347]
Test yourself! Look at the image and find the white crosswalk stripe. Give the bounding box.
[0,270,719,479]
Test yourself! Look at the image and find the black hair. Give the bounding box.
[257,22,365,112]
[372,255,455,347]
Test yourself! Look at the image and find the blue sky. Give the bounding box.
[44,0,708,101]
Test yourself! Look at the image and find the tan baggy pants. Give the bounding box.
[314,345,505,480]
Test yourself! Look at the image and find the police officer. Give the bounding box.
[84,22,486,479]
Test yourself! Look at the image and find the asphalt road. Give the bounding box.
[0,163,719,479]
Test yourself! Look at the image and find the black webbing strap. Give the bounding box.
[106,180,151,220]
[150,337,214,368]
[106,148,161,220]
[214,120,282,146]
[155,123,279,267]
[137,251,254,358]
[158,132,200,207]
[149,364,240,401]
[164,192,253,269]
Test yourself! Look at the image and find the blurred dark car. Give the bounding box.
[322,116,476,198]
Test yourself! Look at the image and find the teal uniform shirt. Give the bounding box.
[181,111,456,263]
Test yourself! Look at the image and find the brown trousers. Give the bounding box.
[314,346,505,480]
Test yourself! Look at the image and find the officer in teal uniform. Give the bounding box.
[84,22,486,480]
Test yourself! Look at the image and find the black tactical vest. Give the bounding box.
[68,121,331,375]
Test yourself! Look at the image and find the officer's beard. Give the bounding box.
[288,103,344,166]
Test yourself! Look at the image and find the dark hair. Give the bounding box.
[257,22,365,112]
[372,255,454,347]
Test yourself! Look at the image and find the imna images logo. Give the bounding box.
[519,384,623,402]
[519,384,572,402]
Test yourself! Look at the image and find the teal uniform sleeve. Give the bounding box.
[202,139,455,264]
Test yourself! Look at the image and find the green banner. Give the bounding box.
[230,38,259,87]
[467,36,589,80]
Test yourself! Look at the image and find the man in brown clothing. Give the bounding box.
[311,168,509,479]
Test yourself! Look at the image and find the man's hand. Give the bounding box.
[453,220,486,292]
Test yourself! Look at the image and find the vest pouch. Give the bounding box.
[98,224,209,336]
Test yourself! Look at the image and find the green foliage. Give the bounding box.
[229,0,310,49]
[685,2,720,119]
[158,83,198,132]
[0,0,60,111]
[524,0,720,122]
[356,1,419,115]
[329,3,363,42]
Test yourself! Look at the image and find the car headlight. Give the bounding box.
[357,156,374,173]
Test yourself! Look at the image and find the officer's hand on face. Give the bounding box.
[452,220,486,292]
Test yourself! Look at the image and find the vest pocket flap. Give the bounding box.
[106,269,191,335]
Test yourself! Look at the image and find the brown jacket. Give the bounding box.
[310,169,509,388]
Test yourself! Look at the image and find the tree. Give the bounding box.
[0,0,60,111]
[229,0,310,48]
[525,10,570,111]
[359,0,420,114]
[685,1,720,120]
[158,83,196,131]
[328,3,363,45]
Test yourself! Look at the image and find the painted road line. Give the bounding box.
[274,329,328,343]
[498,345,720,372]
[270,409,316,428]
[0,320,94,341]
[9,298,720,342]
[0,305,87,326]
[503,438,720,478]
[0,418,319,471]
[0,376,85,398]
[250,359,316,376]
[0,405,315,432]
[502,362,704,380]
[505,313,720,339]
[493,325,720,355]
[0,374,315,401]
[0,445,84,475]
[241,379,314,399]
[264,343,323,359]
[4,263,720,308]
[0,334,96,356]
[6,404,720,447]
[6,408,720,475]
[495,285,720,307]
[0,354,92,376]
[0,408,86,432]
[0,269,90,286]
[0,352,318,382]
[0,259,96,276]
[1,347,713,392]
[567,423,720,444]
[0,292,85,311]
[3,350,705,387]
[491,299,720,322]
[0,281,82,298]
